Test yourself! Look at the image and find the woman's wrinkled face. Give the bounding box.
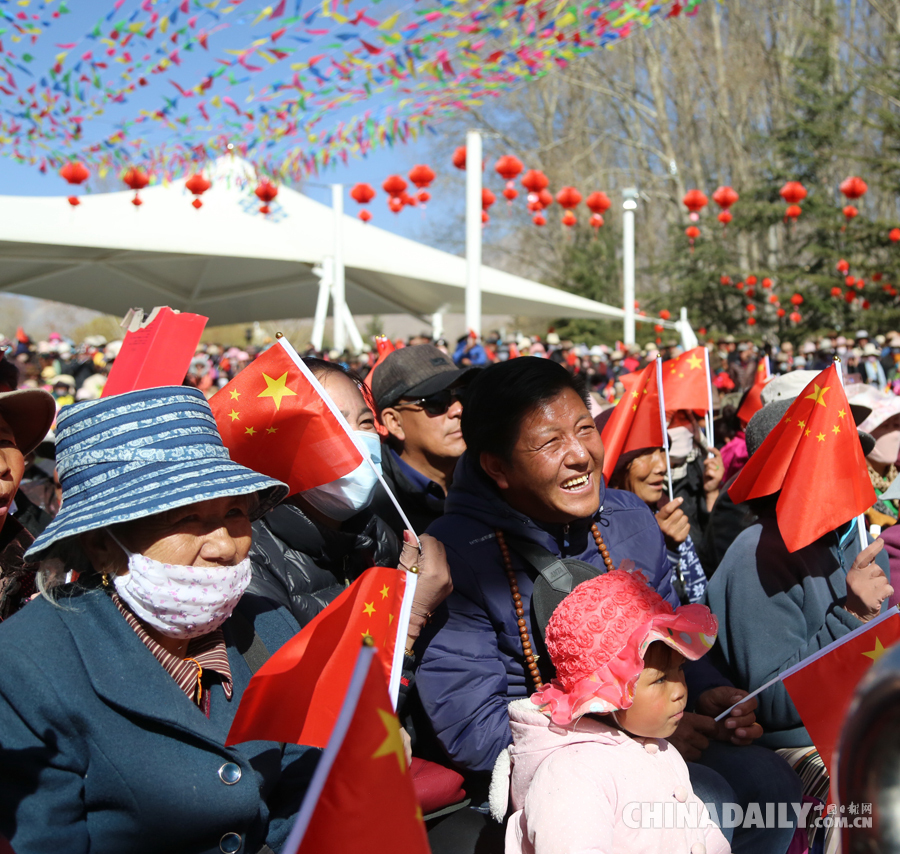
[482,388,605,524]
[620,449,667,507]
[0,414,24,532]
[115,495,253,568]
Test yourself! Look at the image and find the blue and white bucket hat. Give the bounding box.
[26,386,288,561]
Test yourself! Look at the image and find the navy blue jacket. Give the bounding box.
[417,452,728,774]
[0,586,316,854]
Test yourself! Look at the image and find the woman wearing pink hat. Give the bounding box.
[492,568,734,854]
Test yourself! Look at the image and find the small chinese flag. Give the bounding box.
[782,608,900,777]
[282,645,430,854]
[600,362,664,482]
[660,346,709,413]
[210,338,362,494]
[736,357,771,427]
[729,364,876,552]
[363,335,396,391]
[226,566,411,749]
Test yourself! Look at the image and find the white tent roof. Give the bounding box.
[0,157,627,327]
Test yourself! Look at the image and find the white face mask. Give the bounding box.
[667,426,694,460]
[300,431,383,522]
[110,533,252,640]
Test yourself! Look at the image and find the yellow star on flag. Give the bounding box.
[229,409,240,422]
[797,420,806,429]
[266,427,277,434]
[805,384,830,407]
[230,389,241,400]
[361,629,372,641]
[245,426,257,436]
[863,637,889,662]
[631,390,639,398]
[832,425,841,435]
[838,408,847,419]
[687,353,703,370]
[805,429,811,437]
[372,708,406,773]
[363,602,376,616]
[816,432,825,442]
[380,584,390,599]
[258,372,297,410]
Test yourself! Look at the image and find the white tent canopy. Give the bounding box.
[0,157,631,330]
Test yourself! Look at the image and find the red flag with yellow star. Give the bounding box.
[661,346,710,413]
[281,644,430,854]
[210,338,362,494]
[226,565,414,749]
[782,608,900,777]
[729,364,876,552]
[736,357,771,427]
[600,362,664,482]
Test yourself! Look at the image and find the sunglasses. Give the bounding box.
[395,387,463,416]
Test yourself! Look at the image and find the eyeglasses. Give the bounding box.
[394,387,463,416]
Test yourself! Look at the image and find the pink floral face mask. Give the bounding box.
[109,532,252,639]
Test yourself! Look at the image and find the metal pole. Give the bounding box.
[465,129,483,337]
[622,188,638,346]
[310,258,332,352]
[331,184,346,354]
[340,302,365,353]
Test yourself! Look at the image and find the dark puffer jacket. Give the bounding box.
[246,502,400,629]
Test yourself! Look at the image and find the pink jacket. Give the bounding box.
[491,699,730,854]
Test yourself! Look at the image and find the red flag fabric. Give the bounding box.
[783,609,900,776]
[736,359,770,427]
[363,335,396,391]
[661,346,709,413]
[729,364,876,552]
[600,362,663,482]
[210,338,362,494]
[226,566,409,749]
[286,646,430,854]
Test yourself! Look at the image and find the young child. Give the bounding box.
[490,567,729,854]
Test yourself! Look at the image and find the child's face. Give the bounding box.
[615,643,687,739]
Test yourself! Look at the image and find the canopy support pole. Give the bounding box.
[331,184,347,354]
[465,129,482,338]
[623,188,638,346]
[340,302,365,353]
[311,257,332,352]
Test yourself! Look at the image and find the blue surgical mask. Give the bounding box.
[300,431,383,521]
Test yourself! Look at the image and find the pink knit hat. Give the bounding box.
[532,567,718,725]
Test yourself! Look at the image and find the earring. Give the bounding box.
[101,574,110,588]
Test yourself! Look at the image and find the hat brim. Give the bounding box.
[26,458,287,562]
[388,366,478,406]
[0,389,56,456]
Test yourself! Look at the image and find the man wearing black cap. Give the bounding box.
[370,345,476,537]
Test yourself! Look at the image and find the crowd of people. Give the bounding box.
[1,320,899,854]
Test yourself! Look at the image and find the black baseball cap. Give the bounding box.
[372,345,477,412]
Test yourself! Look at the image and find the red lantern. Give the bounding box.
[790,294,803,306]
[789,311,802,323]
[358,209,372,223]
[527,200,542,213]
[682,189,708,214]
[720,275,732,285]
[67,196,80,207]
[736,281,745,290]
[846,276,856,287]
[712,185,739,210]
[382,175,407,198]
[123,167,150,192]
[842,205,858,221]
[495,155,524,182]
[857,280,865,290]
[685,225,701,250]
[762,278,773,289]
[747,317,757,326]
[839,176,867,200]
[589,213,604,229]
[654,324,664,333]
[747,288,756,298]
[891,228,900,243]
[521,170,550,193]
[747,275,757,286]
[185,173,211,208]
[482,211,489,225]
[830,286,842,298]
[562,211,577,227]
[837,259,850,273]
[452,147,467,170]
[503,186,518,202]
[785,204,802,220]
[659,309,671,320]
[746,304,756,313]
[585,191,612,215]
[482,188,496,210]
[537,188,553,209]
[777,308,787,318]
[556,187,582,209]
[768,294,780,305]
[254,180,278,215]
[417,190,430,205]
[780,181,807,205]
[60,160,90,185]
[388,196,403,213]
[874,273,883,282]
[845,290,857,303]
[533,214,546,227]
[401,192,417,207]
[862,299,871,310]
[698,328,708,337]
[131,196,143,208]
[718,211,732,225]
[408,164,435,189]
[350,183,376,205]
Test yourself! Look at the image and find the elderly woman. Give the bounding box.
[0,386,318,854]
[418,358,800,854]
[0,386,56,619]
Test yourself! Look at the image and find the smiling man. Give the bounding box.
[417,359,800,854]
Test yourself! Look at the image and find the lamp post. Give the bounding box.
[623,187,638,346]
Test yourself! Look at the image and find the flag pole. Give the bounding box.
[833,355,868,549]
[276,334,420,543]
[656,356,675,502]
[389,569,418,710]
[282,643,377,853]
[702,345,715,453]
